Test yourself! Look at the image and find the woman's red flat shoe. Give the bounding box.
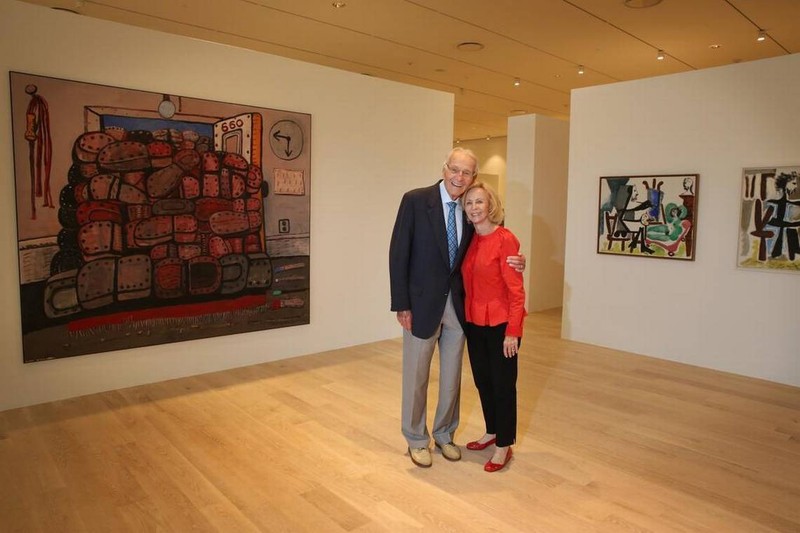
[466,437,497,450]
[484,447,512,472]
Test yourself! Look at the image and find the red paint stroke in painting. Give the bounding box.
[67,294,266,332]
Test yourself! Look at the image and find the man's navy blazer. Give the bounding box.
[389,181,474,339]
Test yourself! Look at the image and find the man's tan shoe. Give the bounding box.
[408,447,432,468]
[435,441,462,461]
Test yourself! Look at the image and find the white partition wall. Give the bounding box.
[563,53,800,386]
[507,115,569,312]
[0,1,454,410]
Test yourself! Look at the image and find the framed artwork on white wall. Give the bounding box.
[738,166,800,272]
[10,71,311,362]
[597,174,698,260]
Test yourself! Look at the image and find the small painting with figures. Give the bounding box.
[738,166,800,272]
[597,174,698,260]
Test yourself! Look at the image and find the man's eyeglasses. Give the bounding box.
[444,162,476,178]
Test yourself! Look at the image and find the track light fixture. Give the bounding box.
[657,50,665,60]
[756,29,766,42]
[513,77,520,87]
[577,65,585,75]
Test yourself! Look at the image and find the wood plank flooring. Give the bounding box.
[1,309,799,532]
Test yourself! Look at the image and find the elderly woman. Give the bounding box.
[461,181,526,472]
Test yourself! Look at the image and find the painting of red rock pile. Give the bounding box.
[10,72,310,362]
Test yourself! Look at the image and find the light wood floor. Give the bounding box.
[2,309,799,532]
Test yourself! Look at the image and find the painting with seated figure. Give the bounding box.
[10,72,311,362]
[738,166,800,272]
[597,174,698,261]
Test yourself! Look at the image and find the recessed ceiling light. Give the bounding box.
[332,2,346,7]
[623,0,662,7]
[485,135,491,141]
[709,44,722,49]
[457,42,485,52]
[513,77,521,87]
[656,50,665,60]
[757,30,767,42]
[577,65,585,75]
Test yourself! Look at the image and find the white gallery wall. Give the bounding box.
[564,53,800,386]
[507,115,569,312]
[0,1,453,411]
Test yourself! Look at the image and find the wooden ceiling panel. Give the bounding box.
[18,0,797,140]
[413,0,694,80]
[410,0,662,80]
[453,107,510,141]
[568,0,786,68]
[730,0,800,51]
[457,87,566,119]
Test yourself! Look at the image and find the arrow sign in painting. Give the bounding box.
[269,120,304,161]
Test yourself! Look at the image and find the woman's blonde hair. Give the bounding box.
[465,181,504,225]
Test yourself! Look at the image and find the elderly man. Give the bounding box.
[389,147,524,468]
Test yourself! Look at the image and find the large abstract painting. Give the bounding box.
[738,166,800,272]
[10,72,311,362]
[597,174,698,260]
